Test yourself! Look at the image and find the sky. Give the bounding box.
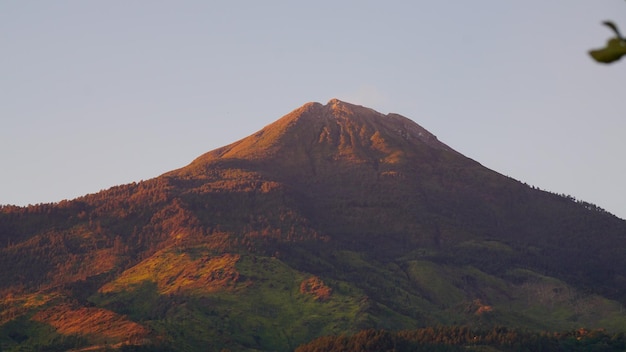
[1,1,625,219]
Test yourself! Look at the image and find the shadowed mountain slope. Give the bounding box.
[1,99,625,351]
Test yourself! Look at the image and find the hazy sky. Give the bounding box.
[2,1,625,219]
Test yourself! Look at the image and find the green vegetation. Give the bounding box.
[296,326,626,352]
[0,317,89,352]
[87,247,371,351]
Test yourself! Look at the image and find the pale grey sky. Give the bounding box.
[1,1,625,219]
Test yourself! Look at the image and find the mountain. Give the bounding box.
[1,99,626,351]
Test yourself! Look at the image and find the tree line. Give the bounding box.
[296,326,626,352]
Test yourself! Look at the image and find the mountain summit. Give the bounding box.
[177,99,456,175]
[1,100,625,351]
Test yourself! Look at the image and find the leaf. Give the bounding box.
[589,38,626,63]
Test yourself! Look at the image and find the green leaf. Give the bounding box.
[589,38,626,63]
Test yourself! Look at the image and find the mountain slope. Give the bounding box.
[1,99,625,351]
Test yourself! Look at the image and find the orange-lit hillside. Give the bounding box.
[32,304,152,347]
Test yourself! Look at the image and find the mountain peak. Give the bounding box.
[181,99,456,175]
[325,97,367,111]
[323,98,452,150]
[324,98,385,119]
[176,99,460,179]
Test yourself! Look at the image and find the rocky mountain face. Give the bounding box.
[1,99,625,351]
